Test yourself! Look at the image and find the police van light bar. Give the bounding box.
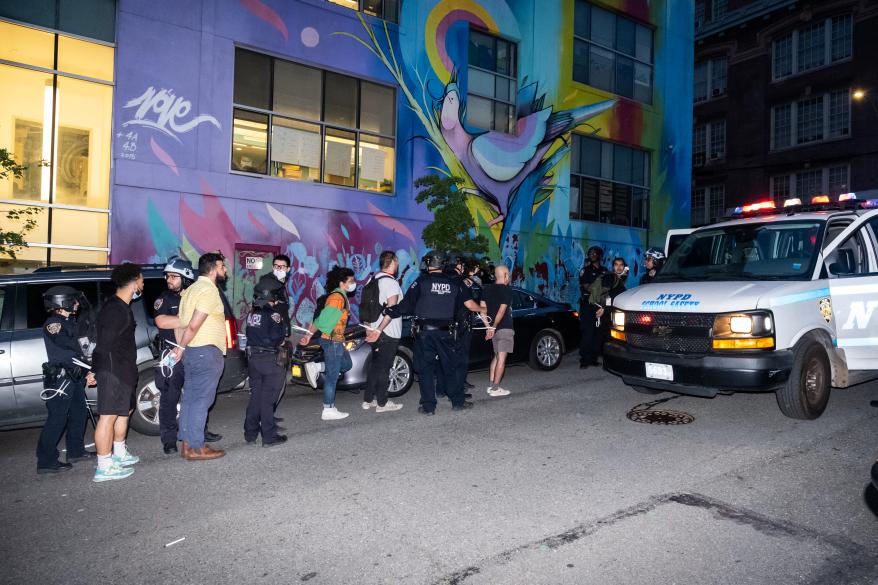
[811,195,830,204]
[741,201,776,213]
[783,198,803,208]
[838,193,857,202]
[862,199,878,209]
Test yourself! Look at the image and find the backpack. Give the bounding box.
[358,273,390,323]
[312,290,348,323]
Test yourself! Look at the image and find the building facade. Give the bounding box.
[1,0,692,325]
[693,0,878,226]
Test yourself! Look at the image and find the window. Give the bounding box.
[0,0,116,43]
[695,2,705,32]
[25,281,98,329]
[770,89,850,150]
[467,29,517,134]
[569,134,649,228]
[326,0,398,23]
[573,1,654,104]
[232,48,397,193]
[772,15,853,80]
[693,120,725,164]
[692,185,724,226]
[770,165,850,202]
[0,20,114,273]
[711,0,727,21]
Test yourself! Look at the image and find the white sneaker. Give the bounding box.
[321,407,349,421]
[376,400,403,413]
[304,362,323,389]
[362,399,377,410]
[488,387,510,397]
[486,385,495,394]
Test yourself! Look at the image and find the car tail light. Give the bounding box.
[572,310,580,318]
[225,318,237,350]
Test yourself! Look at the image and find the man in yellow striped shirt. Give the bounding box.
[173,252,228,461]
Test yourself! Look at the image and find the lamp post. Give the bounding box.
[853,88,878,122]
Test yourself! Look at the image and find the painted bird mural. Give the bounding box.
[437,79,616,225]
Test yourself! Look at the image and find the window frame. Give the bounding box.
[692,184,725,226]
[325,0,398,24]
[693,119,726,165]
[769,164,851,203]
[771,14,853,81]
[231,47,398,195]
[466,28,518,134]
[770,89,850,152]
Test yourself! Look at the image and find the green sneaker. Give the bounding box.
[111,452,140,467]
[93,464,134,483]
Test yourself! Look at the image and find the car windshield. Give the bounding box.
[656,220,823,282]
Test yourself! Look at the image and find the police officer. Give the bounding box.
[579,245,608,368]
[640,248,666,285]
[153,257,195,454]
[36,286,95,474]
[366,251,488,414]
[244,278,289,447]
[436,251,475,396]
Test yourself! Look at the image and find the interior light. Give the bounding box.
[811,195,830,204]
[783,198,802,207]
[729,315,753,334]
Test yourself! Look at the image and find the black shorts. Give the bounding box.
[96,370,137,416]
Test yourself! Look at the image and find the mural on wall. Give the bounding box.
[109,0,692,325]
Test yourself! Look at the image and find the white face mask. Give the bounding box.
[273,268,288,281]
[345,282,356,293]
[132,288,142,301]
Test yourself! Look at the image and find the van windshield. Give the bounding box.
[657,221,823,282]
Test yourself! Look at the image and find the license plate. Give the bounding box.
[645,362,673,381]
[291,365,302,378]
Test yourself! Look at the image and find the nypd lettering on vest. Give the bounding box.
[431,283,452,295]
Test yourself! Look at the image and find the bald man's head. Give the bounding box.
[494,264,510,284]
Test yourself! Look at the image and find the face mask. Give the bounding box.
[345,282,356,293]
[273,269,288,281]
[132,287,143,301]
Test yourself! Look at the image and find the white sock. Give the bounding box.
[113,441,127,457]
[323,405,334,410]
[97,454,113,470]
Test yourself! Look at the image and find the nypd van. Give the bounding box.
[604,196,878,419]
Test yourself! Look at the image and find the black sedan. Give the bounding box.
[288,286,581,398]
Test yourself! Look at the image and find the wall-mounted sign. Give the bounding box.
[245,256,263,270]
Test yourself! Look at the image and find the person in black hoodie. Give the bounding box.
[91,263,142,482]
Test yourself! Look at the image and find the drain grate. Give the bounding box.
[626,395,695,425]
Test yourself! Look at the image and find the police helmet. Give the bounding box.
[587,245,604,257]
[446,249,466,268]
[645,247,666,263]
[164,256,196,285]
[253,275,285,307]
[43,285,82,312]
[422,250,447,270]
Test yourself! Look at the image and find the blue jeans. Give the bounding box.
[318,338,352,407]
[179,346,224,449]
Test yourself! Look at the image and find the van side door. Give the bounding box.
[821,210,878,370]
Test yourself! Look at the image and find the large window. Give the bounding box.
[326,0,398,23]
[711,0,727,21]
[771,89,850,150]
[770,165,850,204]
[573,1,654,104]
[0,19,114,272]
[692,119,725,165]
[467,29,517,134]
[232,48,396,193]
[772,15,853,80]
[694,57,727,103]
[692,184,725,226]
[569,134,649,228]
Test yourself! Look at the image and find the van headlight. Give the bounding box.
[612,309,625,330]
[712,311,774,350]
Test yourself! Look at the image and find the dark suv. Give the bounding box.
[0,265,248,435]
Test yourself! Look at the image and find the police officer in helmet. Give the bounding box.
[244,277,289,447]
[640,248,666,285]
[36,286,96,473]
[153,256,198,454]
[366,250,488,414]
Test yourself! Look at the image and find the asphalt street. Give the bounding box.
[1,358,877,585]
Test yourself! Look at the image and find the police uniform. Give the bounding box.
[153,289,185,447]
[36,313,89,471]
[385,270,472,413]
[244,303,289,445]
[578,262,608,366]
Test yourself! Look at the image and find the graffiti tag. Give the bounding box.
[121,87,221,142]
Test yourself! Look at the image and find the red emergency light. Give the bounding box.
[741,201,776,213]
[811,195,830,204]
[637,313,653,325]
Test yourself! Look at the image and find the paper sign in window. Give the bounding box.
[272,126,320,168]
[359,147,386,183]
[325,141,353,177]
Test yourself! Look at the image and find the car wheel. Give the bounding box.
[529,329,563,371]
[387,348,414,398]
[776,339,830,420]
[631,385,664,395]
[129,369,161,436]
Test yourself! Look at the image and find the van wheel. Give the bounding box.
[386,348,414,398]
[129,369,161,436]
[529,329,563,370]
[776,340,830,420]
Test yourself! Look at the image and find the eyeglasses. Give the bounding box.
[272,264,289,270]
[165,274,181,280]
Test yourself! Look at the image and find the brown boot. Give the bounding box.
[184,445,225,461]
[180,441,190,459]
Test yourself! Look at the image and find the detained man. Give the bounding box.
[483,265,513,397]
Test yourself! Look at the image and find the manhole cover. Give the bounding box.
[627,409,695,425]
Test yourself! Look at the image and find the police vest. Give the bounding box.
[246,306,286,348]
[414,274,459,323]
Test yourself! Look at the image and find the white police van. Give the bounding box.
[604,195,878,419]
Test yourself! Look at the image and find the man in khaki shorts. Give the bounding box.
[483,265,513,397]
